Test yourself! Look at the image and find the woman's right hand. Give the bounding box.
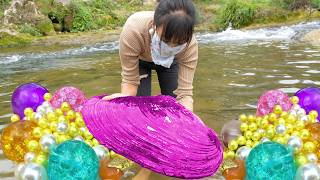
[102,93,129,100]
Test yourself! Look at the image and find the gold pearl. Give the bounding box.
[286,115,296,124]
[10,114,20,122]
[75,117,85,127]
[274,105,283,114]
[291,131,300,137]
[259,118,269,129]
[66,110,76,121]
[55,109,64,116]
[248,115,255,123]
[296,154,308,166]
[239,114,247,122]
[27,140,39,152]
[266,128,275,139]
[50,121,58,132]
[68,126,79,137]
[296,121,305,130]
[32,127,43,138]
[309,110,318,119]
[24,108,34,117]
[57,116,67,123]
[286,124,294,134]
[237,136,247,145]
[228,140,238,151]
[61,102,71,112]
[38,118,48,128]
[252,132,261,141]
[47,112,57,122]
[291,96,299,104]
[244,131,253,140]
[277,118,286,125]
[252,141,260,147]
[299,129,310,140]
[92,138,100,146]
[268,113,277,122]
[273,136,286,144]
[85,140,93,146]
[249,123,258,132]
[224,150,235,159]
[35,154,47,165]
[83,130,93,140]
[280,111,289,119]
[43,93,52,102]
[240,123,249,132]
[42,128,52,135]
[246,140,253,147]
[303,141,316,153]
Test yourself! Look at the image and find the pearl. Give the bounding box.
[236,146,251,160]
[56,122,68,133]
[18,163,48,180]
[287,136,303,153]
[40,134,56,153]
[24,152,36,163]
[276,124,286,134]
[93,145,109,160]
[295,163,320,180]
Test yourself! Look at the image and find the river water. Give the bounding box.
[0,21,320,179]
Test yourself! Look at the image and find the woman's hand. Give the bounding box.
[102,93,129,100]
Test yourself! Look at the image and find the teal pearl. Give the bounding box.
[246,142,296,180]
[47,140,99,180]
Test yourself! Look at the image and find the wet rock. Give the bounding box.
[302,29,320,45]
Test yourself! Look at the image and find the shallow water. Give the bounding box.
[0,21,320,179]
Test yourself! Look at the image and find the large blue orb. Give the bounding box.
[47,140,99,180]
[246,142,296,180]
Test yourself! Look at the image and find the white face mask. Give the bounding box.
[151,32,186,68]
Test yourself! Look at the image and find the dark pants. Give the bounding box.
[137,59,179,97]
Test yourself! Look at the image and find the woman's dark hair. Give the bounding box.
[154,0,197,45]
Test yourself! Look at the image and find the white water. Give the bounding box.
[0,21,320,65]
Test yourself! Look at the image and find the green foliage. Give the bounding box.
[69,1,95,32]
[0,32,32,47]
[216,0,256,29]
[18,23,42,36]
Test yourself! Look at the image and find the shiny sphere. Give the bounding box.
[296,121,305,130]
[249,123,258,131]
[61,102,71,112]
[91,138,100,146]
[246,140,253,147]
[228,140,238,151]
[281,111,289,119]
[252,132,261,141]
[49,121,58,132]
[32,127,43,138]
[74,136,85,142]
[277,118,286,125]
[240,123,249,132]
[43,93,52,101]
[55,109,64,116]
[68,126,79,137]
[34,112,43,121]
[265,128,275,139]
[24,108,34,117]
[47,112,57,122]
[93,145,109,160]
[47,140,99,180]
[245,131,253,140]
[11,114,20,122]
[268,113,277,122]
[274,105,283,114]
[295,163,320,180]
[66,110,76,121]
[307,153,318,163]
[286,124,294,134]
[36,106,46,115]
[299,115,309,123]
[291,96,299,104]
[27,140,39,152]
[40,134,56,153]
[237,136,247,145]
[276,124,287,134]
[309,110,319,119]
[287,136,303,153]
[56,122,68,133]
[260,137,271,143]
[248,115,255,123]
[24,152,36,163]
[246,142,296,180]
[18,163,48,180]
[236,146,251,160]
[300,129,310,140]
[83,130,93,140]
[42,129,52,135]
[35,154,47,165]
[75,117,85,127]
[56,134,70,144]
[38,118,48,129]
[286,115,296,124]
[224,150,235,159]
[296,155,308,166]
[303,142,316,153]
[57,116,67,123]
[45,107,54,114]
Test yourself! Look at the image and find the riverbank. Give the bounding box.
[1,0,320,48]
